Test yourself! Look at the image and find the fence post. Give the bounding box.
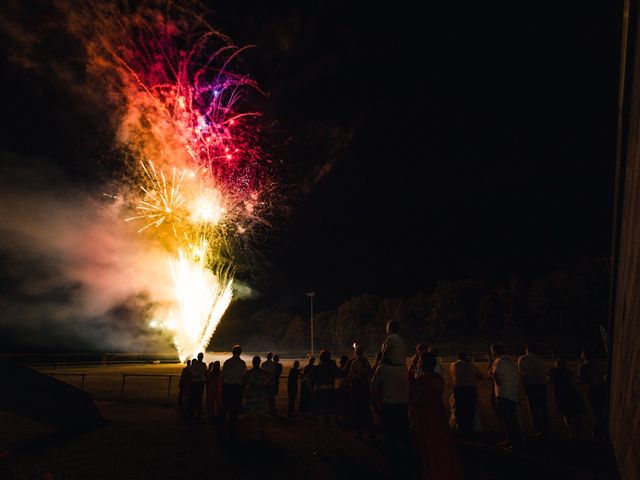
[167,376,172,397]
[120,374,126,401]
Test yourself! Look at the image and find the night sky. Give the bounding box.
[0,2,622,330]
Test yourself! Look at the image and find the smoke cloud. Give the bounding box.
[0,153,175,352]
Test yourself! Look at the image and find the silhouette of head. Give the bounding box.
[197,352,204,362]
[319,350,331,364]
[252,356,261,368]
[421,352,437,373]
[416,343,428,355]
[293,360,300,369]
[186,359,191,366]
[458,352,468,361]
[266,352,273,360]
[339,355,348,368]
[491,344,505,357]
[386,320,399,335]
[213,361,220,372]
[308,356,316,365]
[355,345,364,357]
[192,358,198,365]
[232,345,242,356]
[208,362,214,370]
[274,354,280,362]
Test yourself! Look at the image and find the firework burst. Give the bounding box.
[68,2,274,360]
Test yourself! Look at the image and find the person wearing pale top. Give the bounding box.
[450,351,484,433]
[218,345,247,441]
[489,343,524,449]
[381,320,407,366]
[518,344,549,436]
[371,332,412,476]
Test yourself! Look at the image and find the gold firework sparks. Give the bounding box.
[126,161,187,238]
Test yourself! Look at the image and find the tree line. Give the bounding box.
[212,258,610,356]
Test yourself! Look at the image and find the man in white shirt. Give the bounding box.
[518,344,549,436]
[219,345,247,441]
[490,344,523,449]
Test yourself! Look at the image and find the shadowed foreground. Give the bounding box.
[0,401,618,480]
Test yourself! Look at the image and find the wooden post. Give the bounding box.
[120,374,126,401]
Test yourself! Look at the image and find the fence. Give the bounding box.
[119,374,181,401]
[48,372,87,390]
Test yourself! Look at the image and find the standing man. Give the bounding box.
[518,344,549,436]
[188,353,207,418]
[273,354,283,416]
[299,356,315,416]
[450,352,483,433]
[349,345,373,439]
[262,352,276,415]
[372,322,412,475]
[490,344,524,450]
[219,345,247,441]
[578,350,607,439]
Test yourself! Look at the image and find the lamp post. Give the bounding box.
[306,292,315,356]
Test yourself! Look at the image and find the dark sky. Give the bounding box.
[0,1,622,320]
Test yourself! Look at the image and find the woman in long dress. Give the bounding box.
[411,352,464,480]
[243,355,272,440]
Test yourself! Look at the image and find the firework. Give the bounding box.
[169,239,234,359]
[125,161,187,238]
[73,3,272,360]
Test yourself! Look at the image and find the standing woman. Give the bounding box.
[206,361,222,416]
[178,359,192,414]
[243,355,272,440]
[411,352,464,480]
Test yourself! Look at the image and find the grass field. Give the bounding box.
[0,356,618,479]
[31,355,600,437]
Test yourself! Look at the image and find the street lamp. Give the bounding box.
[306,292,315,356]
